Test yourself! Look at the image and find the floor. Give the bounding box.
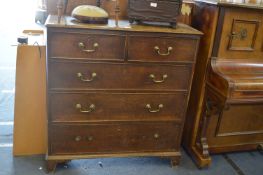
[0,1,262,175]
[0,148,262,175]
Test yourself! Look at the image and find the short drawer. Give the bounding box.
[49,123,180,155]
[48,61,192,91]
[49,92,187,122]
[48,32,125,60]
[128,36,198,62]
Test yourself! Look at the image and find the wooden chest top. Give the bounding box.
[45,15,202,35]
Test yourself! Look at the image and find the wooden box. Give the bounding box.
[13,30,47,156]
[128,0,183,28]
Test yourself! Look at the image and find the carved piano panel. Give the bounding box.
[218,8,263,59]
[206,103,263,151]
[212,104,263,137]
[228,19,260,51]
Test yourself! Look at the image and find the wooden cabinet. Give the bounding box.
[46,15,202,172]
[183,0,263,168]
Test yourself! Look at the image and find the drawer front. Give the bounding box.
[50,123,180,155]
[49,61,192,90]
[49,92,187,122]
[128,36,198,62]
[48,32,125,60]
[217,8,263,59]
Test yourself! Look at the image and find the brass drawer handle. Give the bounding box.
[149,74,168,83]
[87,136,93,141]
[146,104,163,113]
[75,136,82,142]
[75,136,93,142]
[77,72,97,82]
[154,46,173,56]
[154,133,160,139]
[78,42,99,53]
[76,103,95,113]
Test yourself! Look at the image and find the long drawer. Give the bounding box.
[50,123,180,155]
[48,32,125,60]
[48,61,192,91]
[49,92,187,122]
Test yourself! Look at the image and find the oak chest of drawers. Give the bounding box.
[45,15,202,172]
